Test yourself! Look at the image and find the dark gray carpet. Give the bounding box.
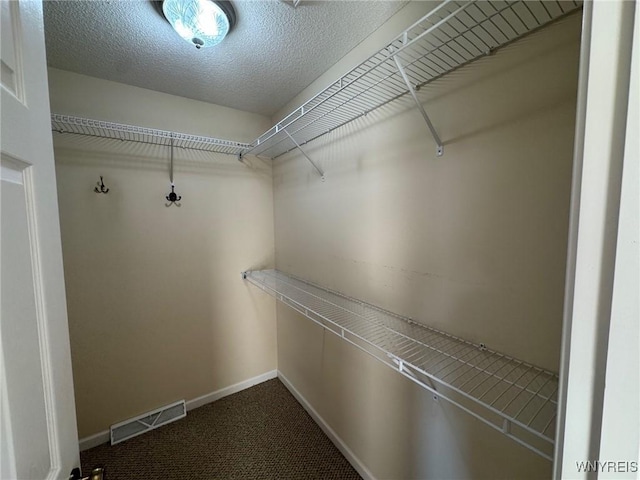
[81,378,361,479]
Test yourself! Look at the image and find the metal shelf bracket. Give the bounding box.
[284,129,325,181]
[391,48,444,157]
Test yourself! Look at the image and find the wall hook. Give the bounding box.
[165,182,182,206]
[94,176,109,194]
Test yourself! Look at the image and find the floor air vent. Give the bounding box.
[110,400,186,445]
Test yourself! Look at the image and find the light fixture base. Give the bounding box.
[156,0,236,49]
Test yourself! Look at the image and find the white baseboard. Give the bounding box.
[78,369,278,451]
[277,372,376,480]
[185,370,277,411]
[79,430,110,452]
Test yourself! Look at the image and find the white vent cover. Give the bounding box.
[110,400,186,445]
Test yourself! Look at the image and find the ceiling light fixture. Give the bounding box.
[162,0,236,49]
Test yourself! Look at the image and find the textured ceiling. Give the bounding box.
[43,0,407,117]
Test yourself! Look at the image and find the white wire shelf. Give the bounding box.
[244,269,559,460]
[51,2,582,163]
[245,0,582,159]
[51,114,251,156]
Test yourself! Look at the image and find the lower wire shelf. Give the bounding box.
[243,269,558,460]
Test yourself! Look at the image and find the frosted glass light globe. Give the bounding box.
[162,0,231,49]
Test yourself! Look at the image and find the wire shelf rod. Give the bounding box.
[527,384,559,426]
[445,357,486,383]
[252,1,550,157]
[283,278,554,461]
[258,272,546,410]
[434,346,484,375]
[304,274,546,400]
[262,74,409,156]
[542,410,557,435]
[413,5,578,93]
[485,366,535,405]
[262,269,558,405]
[246,0,473,154]
[52,127,244,156]
[260,0,458,137]
[244,269,558,456]
[506,371,549,413]
[264,271,482,365]
[250,0,581,159]
[263,270,557,406]
[51,114,250,156]
[269,91,412,157]
[454,354,507,390]
[467,361,523,398]
[249,65,408,155]
[512,373,555,419]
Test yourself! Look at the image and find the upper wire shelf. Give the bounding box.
[51,1,582,163]
[51,114,251,156]
[245,0,582,159]
[244,269,559,460]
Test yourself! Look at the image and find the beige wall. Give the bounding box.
[48,68,264,143]
[273,7,581,480]
[49,69,277,438]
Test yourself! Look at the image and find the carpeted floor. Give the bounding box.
[80,378,361,479]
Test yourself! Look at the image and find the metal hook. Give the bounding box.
[94,176,109,194]
[165,182,182,206]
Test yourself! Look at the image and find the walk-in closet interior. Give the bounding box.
[4,0,635,478]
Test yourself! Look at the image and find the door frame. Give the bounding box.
[554,0,639,477]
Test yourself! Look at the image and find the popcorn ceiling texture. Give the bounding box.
[43,0,407,117]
